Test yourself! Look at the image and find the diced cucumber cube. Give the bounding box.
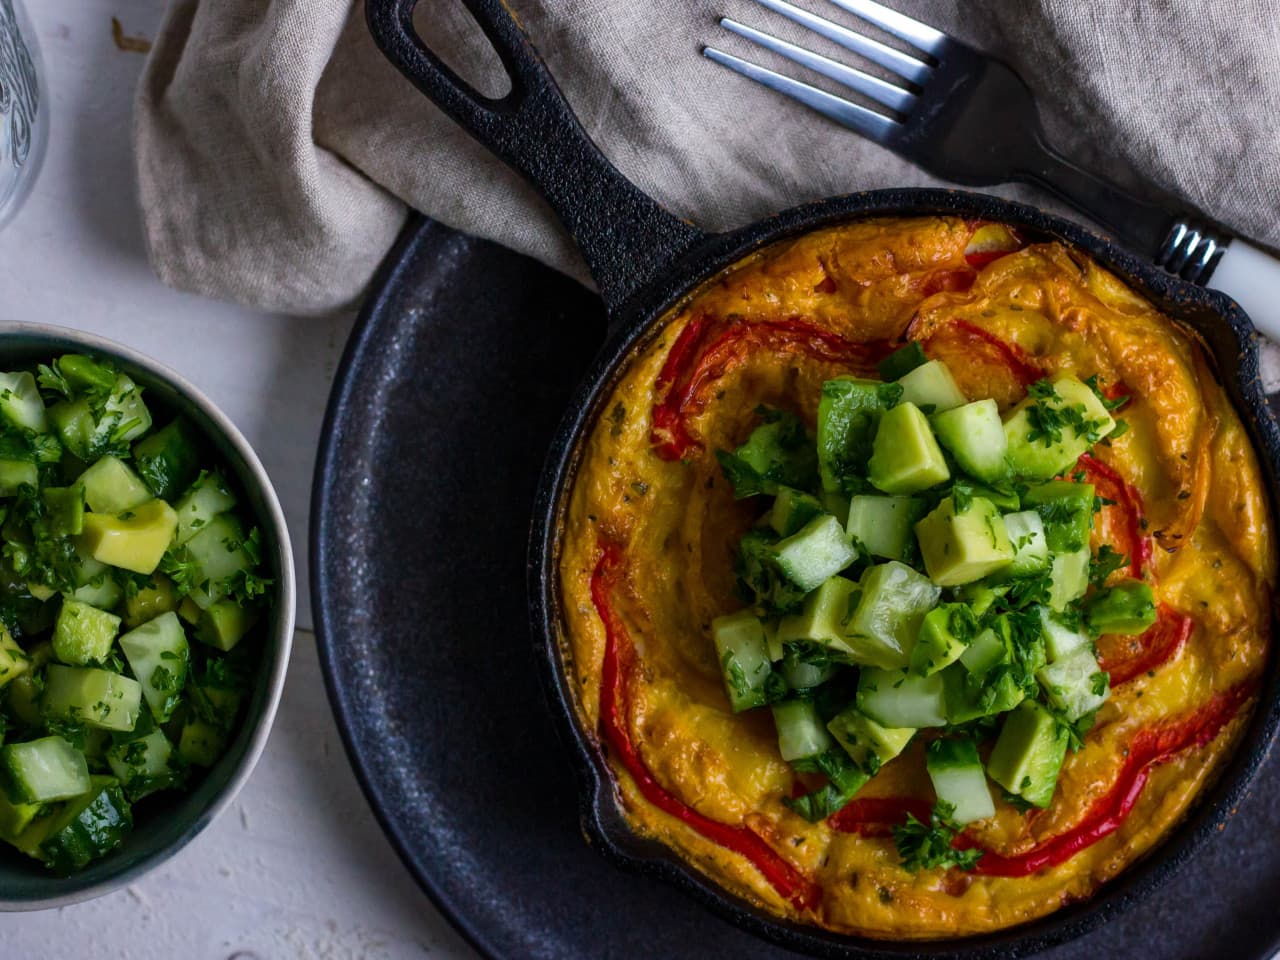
[1047,549,1090,611]
[1021,481,1095,552]
[778,643,838,690]
[52,598,122,665]
[0,371,48,433]
[868,402,950,494]
[769,487,826,537]
[5,642,52,727]
[914,496,1014,586]
[30,775,133,873]
[0,736,91,803]
[57,355,117,394]
[68,572,123,612]
[942,664,1025,724]
[0,626,31,689]
[931,398,1008,483]
[133,419,201,501]
[174,471,237,545]
[1038,647,1110,721]
[43,665,142,732]
[182,513,255,609]
[95,374,152,447]
[845,561,941,669]
[772,699,835,761]
[107,729,183,802]
[78,499,178,575]
[987,701,1070,808]
[846,495,925,563]
[77,456,152,514]
[827,706,914,768]
[857,667,947,728]
[910,603,977,677]
[0,459,37,497]
[1004,377,1115,480]
[774,515,856,592]
[712,610,777,712]
[896,360,967,414]
[959,622,1010,677]
[776,576,860,658]
[118,612,189,723]
[998,510,1049,578]
[817,377,890,492]
[41,485,85,537]
[926,738,995,824]
[49,398,96,461]
[1038,606,1090,661]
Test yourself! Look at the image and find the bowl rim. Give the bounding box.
[0,319,296,911]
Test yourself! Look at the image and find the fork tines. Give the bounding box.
[704,0,946,141]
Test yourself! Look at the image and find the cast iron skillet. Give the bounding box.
[364,0,1280,955]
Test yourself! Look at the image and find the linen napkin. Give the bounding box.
[135,0,1280,318]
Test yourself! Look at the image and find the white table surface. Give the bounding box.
[0,3,478,957]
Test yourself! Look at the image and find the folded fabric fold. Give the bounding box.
[134,0,1280,317]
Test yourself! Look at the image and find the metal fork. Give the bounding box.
[703,0,1280,339]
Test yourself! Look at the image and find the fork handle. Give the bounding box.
[1019,141,1280,341]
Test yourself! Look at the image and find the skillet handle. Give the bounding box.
[366,0,708,315]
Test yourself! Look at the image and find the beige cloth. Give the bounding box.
[135,0,1280,316]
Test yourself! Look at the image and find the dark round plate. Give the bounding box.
[312,215,1280,960]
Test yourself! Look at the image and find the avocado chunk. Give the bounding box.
[926,738,995,824]
[711,610,777,712]
[0,627,31,690]
[1038,647,1109,721]
[52,599,122,666]
[1084,579,1157,635]
[942,663,1026,724]
[914,495,1014,586]
[868,402,950,494]
[817,377,893,493]
[986,700,1069,808]
[1047,548,1090,611]
[910,603,978,677]
[846,494,925,563]
[931,399,1009,483]
[41,485,85,537]
[196,601,258,652]
[1021,480,1095,552]
[132,418,202,501]
[998,510,1050,578]
[0,459,37,497]
[896,360,967,414]
[716,411,817,498]
[769,486,826,537]
[857,666,947,728]
[776,575,861,658]
[77,498,178,575]
[77,456,152,514]
[1003,377,1115,480]
[844,561,940,669]
[827,705,915,769]
[774,515,857,592]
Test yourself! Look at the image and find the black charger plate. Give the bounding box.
[312,215,1280,960]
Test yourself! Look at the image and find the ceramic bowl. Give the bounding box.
[0,321,295,910]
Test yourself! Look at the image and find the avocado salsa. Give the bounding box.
[558,217,1273,938]
[0,354,272,874]
[712,347,1145,868]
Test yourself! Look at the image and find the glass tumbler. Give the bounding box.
[0,0,45,229]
